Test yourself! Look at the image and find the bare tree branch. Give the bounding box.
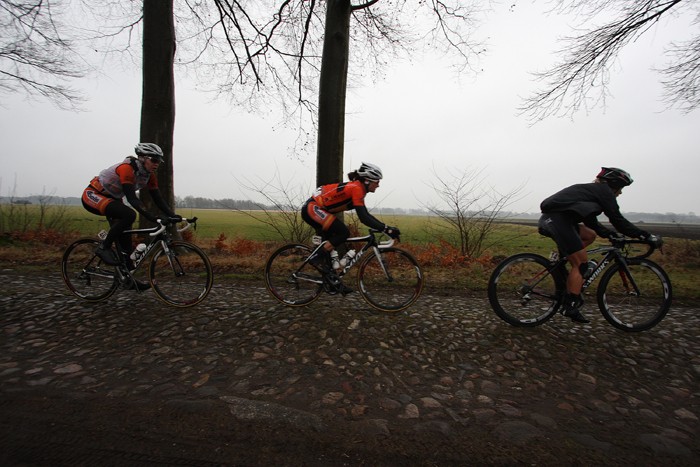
[659,33,700,112]
[422,166,524,258]
[0,0,87,109]
[175,1,488,157]
[520,0,695,122]
[224,169,314,244]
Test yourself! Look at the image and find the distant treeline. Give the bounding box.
[2,195,698,224]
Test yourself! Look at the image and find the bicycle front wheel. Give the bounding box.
[149,241,213,307]
[597,258,672,332]
[61,238,119,301]
[357,247,423,313]
[264,244,323,306]
[488,253,564,327]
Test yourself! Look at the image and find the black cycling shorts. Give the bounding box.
[538,212,584,256]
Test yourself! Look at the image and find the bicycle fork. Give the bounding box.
[371,247,394,282]
[158,241,186,277]
[612,259,642,297]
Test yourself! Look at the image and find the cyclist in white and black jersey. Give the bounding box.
[538,167,658,323]
[81,143,181,275]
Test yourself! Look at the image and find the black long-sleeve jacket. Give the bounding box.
[540,182,647,239]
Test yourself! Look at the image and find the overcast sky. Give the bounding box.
[1,2,698,216]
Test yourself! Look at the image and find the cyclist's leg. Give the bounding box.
[301,201,351,293]
[302,201,338,264]
[82,187,120,265]
[540,213,589,323]
[323,219,353,294]
[579,224,596,248]
[104,201,136,262]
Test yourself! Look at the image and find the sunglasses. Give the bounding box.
[149,157,162,163]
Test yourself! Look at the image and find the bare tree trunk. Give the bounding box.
[316,0,352,187]
[139,0,176,227]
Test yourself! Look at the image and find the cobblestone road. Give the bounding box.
[1,268,698,465]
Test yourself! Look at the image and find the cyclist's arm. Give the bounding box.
[148,188,177,218]
[122,183,157,222]
[355,205,385,231]
[600,196,649,239]
[582,216,614,238]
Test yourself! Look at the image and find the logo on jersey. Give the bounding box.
[86,190,101,204]
[312,205,328,220]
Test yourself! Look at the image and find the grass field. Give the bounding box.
[2,204,699,300]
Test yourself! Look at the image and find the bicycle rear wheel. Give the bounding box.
[264,244,323,306]
[357,247,423,313]
[597,258,672,332]
[488,253,564,327]
[149,241,213,307]
[61,238,119,301]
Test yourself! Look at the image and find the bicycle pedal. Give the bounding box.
[322,282,339,294]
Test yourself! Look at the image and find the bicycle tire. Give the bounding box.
[264,244,323,306]
[357,247,423,313]
[488,253,565,327]
[149,241,213,307]
[61,238,119,301]
[597,258,672,332]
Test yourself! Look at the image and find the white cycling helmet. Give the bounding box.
[135,143,165,162]
[357,162,383,181]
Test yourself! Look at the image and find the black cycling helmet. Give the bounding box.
[596,167,633,189]
[135,143,165,162]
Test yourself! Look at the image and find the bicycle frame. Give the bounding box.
[304,230,395,277]
[115,219,196,273]
[549,242,644,298]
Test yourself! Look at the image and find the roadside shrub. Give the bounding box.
[214,233,228,252]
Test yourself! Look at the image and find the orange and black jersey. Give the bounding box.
[310,180,384,231]
[312,180,368,213]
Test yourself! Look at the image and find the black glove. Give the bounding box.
[384,225,401,239]
[170,214,183,222]
[643,233,663,247]
[607,232,625,243]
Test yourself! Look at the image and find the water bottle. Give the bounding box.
[330,250,340,270]
[130,243,147,261]
[339,249,356,268]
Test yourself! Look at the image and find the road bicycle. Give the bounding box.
[264,229,424,313]
[61,217,213,307]
[487,237,671,331]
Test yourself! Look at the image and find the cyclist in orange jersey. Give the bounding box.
[301,162,401,293]
[81,143,181,273]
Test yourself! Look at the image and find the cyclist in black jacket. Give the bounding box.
[538,167,655,323]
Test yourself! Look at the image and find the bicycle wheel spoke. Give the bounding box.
[598,259,671,331]
[488,254,561,327]
[358,248,423,313]
[150,242,213,307]
[265,244,323,306]
[61,238,118,301]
